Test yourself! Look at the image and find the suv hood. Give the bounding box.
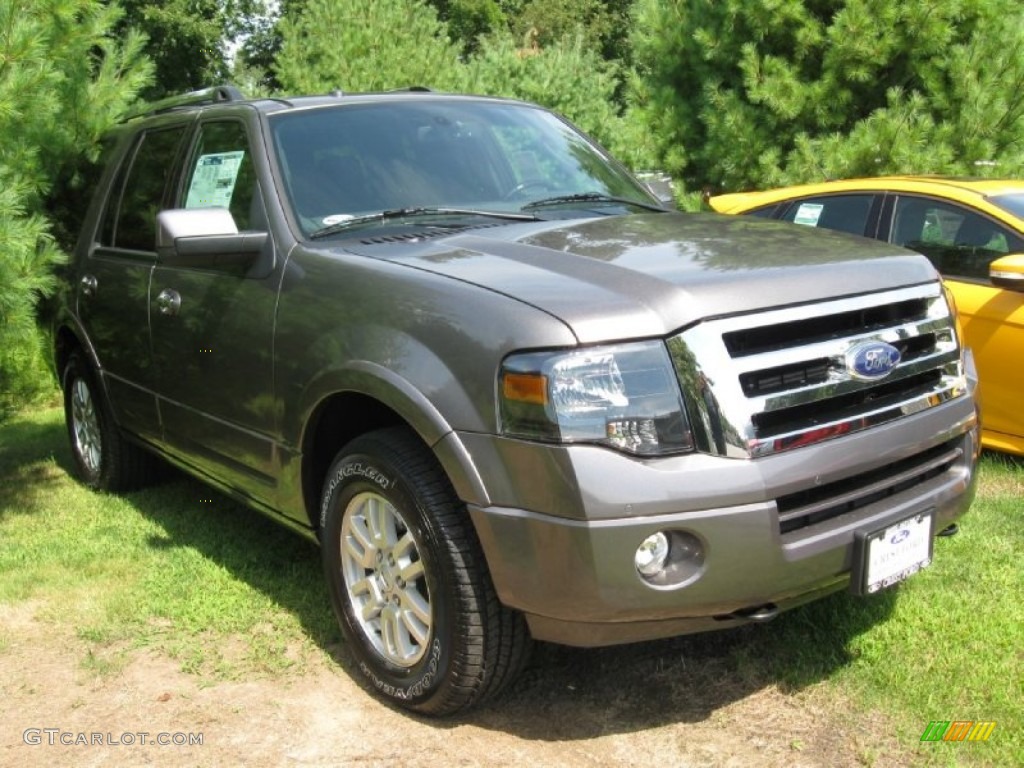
[344,212,938,343]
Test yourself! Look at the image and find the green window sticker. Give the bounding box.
[794,202,824,226]
[186,151,245,209]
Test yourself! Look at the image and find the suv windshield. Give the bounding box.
[270,99,658,237]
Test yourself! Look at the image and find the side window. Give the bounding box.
[110,127,188,251]
[780,194,874,237]
[891,197,1024,280]
[98,139,134,247]
[182,121,258,230]
[745,204,780,219]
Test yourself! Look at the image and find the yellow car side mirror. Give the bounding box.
[989,253,1024,292]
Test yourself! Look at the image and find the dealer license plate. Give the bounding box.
[852,513,933,595]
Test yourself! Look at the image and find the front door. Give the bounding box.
[149,119,281,500]
[889,195,1024,450]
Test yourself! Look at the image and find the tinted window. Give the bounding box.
[182,121,259,230]
[98,137,135,247]
[112,127,187,251]
[891,196,1024,280]
[780,195,873,237]
[746,204,780,219]
[988,192,1024,220]
[270,101,655,235]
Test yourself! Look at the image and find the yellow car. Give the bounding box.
[710,177,1024,456]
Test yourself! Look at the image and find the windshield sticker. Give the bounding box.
[321,214,354,227]
[186,151,245,209]
[793,202,824,227]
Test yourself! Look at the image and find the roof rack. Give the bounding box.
[326,85,433,98]
[125,85,246,120]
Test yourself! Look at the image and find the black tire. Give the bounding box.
[63,351,159,492]
[320,427,530,715]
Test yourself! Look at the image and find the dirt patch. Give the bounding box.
[1,603,913,768]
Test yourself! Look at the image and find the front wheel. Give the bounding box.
[320,427,530,715]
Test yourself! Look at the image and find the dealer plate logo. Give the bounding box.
[846,341,901,380]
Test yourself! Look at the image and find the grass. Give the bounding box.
[729,453,1023,766]
[0,405,336,679]
[1,405,1020,765]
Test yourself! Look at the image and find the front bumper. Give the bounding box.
[464,395,979,647]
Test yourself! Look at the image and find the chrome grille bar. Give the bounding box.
[668,282,968,459]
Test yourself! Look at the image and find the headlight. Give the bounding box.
[499,341,694,456]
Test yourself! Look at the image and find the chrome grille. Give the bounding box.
[668,283,968,459]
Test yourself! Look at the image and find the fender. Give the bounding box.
[292,353,491,508]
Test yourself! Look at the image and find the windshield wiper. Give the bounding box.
[309,207,540,239]
[521,192,667,213]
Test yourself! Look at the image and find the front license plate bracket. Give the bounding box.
[851,512,934,596]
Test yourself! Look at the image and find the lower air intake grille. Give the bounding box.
[775,439,962,535]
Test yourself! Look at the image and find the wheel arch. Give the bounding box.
[53,319,103,391]
[54,326,80,385]
[299,365,490,534]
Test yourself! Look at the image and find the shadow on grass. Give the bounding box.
[125,477,900,740]
[980,447,1024,467]
[460,588,897,739]
[1,407,899,739]
[128,478,337,645]
[0,411,71,517]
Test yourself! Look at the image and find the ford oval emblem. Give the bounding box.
[846,341,901,381]
[890,529,910,545]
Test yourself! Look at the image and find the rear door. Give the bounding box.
[77,123,189,442]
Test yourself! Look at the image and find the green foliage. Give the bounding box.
[273,1,627,159]
[511,0,633,64]
[459,34,624,149]
[118,0,268,99]
[0,0,151,418]
[274,0,463,94]
[235,0,304,93]
[427,0,506,53]
[631,0,1024,192]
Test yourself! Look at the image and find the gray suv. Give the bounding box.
[53,86,980,715]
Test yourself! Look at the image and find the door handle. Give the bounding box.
[80,274,98,298]
[156,288,181,316]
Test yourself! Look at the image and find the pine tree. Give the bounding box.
[630,0,1024,192]
[273,0,463,94]
[0,0,151,417]
[272,0,626,154]
[459,34,624,151]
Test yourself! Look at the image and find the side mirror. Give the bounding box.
[156,208,267,270]
[989,253,1024,292]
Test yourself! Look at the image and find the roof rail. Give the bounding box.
[125,85,246,120]
[390,85,433,93]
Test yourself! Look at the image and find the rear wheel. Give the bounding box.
[63,351,158,491]
[320,427,530,715]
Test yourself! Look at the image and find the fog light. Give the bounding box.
[635,532,670,576]
[635,530,707,588]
